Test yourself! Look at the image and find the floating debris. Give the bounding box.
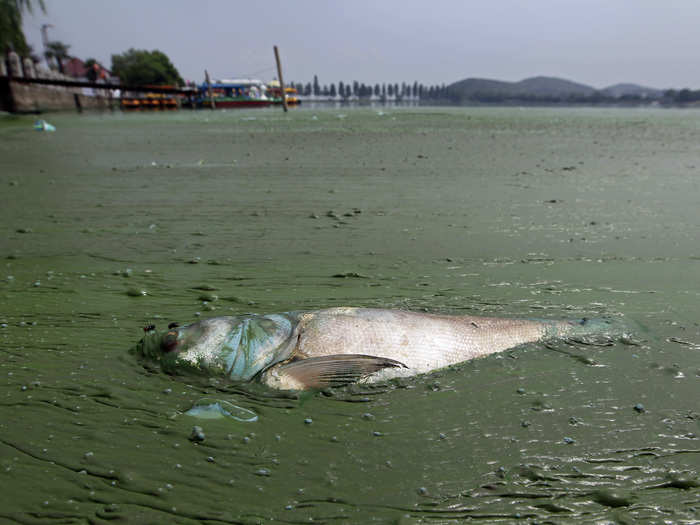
[185,399,258,422]
[189,426,205,442]
[33,120,56,132]
[193,284,218,291]
[661,475,700,489]
[591,489,633,507]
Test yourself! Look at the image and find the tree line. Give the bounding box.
[289,75,449,100]
[663,89,700,104]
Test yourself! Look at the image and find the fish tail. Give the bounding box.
[543,317,629,340]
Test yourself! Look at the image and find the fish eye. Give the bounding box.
[161,331,179,352]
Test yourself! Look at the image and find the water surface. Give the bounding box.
[1,107,699,523]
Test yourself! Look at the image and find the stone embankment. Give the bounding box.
[1,51,115,113]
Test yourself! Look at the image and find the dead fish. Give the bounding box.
[131,307,620,390]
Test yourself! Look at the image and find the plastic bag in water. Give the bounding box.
[34,120,56,132]
[184,398,258,422]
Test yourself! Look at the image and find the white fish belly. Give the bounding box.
[294,307,547,374]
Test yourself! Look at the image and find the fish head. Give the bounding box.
[130,314,298,380]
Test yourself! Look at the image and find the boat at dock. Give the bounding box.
[121,91,179,110]
[196,78,273,108]
[267,80,301,106]
[121,85,182,110]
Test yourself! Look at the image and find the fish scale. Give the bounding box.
[294,308,549,373]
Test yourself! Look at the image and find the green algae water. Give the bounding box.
[1,106,699,523]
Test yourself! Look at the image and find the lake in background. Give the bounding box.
[1,106,699,523]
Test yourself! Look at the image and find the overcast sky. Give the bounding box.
[21,0,700,89]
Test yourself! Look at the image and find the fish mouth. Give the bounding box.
[130,326,185,361]
[130,321,222,377]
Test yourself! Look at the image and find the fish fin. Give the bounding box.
[264,354,407,390]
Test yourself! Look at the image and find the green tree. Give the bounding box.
[111,48,183,86]
[677,88,694,103]
[0,0,46,55]
[44,40,69,72]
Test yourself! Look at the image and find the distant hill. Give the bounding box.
[448,75,596,100]
[447,77,516,95]
[445,75,666,103]
[514,76,596,96]
[601,83,663,98]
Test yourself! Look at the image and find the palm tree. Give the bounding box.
[0,0,46,55]
[44,40,70,73]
